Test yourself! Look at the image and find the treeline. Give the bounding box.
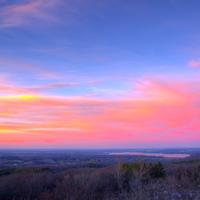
[0,162,200,200]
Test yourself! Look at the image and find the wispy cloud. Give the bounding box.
[0,0,61,28]
[0,82,79,95]
[0,56,62,80]
[0,75,82,95]
[0,0,92,28]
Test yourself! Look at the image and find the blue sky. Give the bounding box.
[1,0,200,85]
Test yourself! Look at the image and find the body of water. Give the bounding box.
[109,152,190,158]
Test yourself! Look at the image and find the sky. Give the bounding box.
[0,0,200,148]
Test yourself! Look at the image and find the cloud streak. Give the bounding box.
[0,82,79,95]
[0,56,63,81]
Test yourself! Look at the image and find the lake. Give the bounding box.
[108,152,190,158]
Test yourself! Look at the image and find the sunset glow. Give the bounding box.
[0,0,200,148]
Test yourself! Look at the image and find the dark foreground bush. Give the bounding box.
[0,162,200,200]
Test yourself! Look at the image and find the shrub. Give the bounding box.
[149,162,166,179]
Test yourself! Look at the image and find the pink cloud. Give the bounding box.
[188,59,200,68]
[0,76,81,95]
[0,0,92,28]
[1,77,200,148]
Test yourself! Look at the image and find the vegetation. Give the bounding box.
[0,162,200,200]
